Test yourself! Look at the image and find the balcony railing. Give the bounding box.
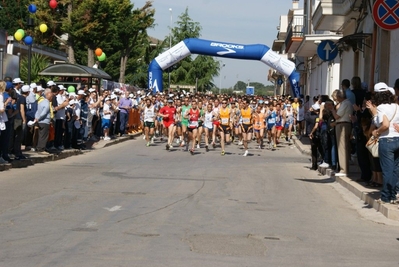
[285,15,304,48]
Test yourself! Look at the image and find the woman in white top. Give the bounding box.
[368,82,399,204]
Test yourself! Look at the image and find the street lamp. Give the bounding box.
[219,63,225,95]
[168,8,172,91]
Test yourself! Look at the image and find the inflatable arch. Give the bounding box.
[148,38,300,97]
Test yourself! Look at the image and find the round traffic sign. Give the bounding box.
[373,0,399,31]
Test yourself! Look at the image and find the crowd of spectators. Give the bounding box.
[0,78,141,164]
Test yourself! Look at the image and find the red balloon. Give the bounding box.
[49,0,57,9]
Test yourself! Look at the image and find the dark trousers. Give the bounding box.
[64,120,73,149]
[37,123,50,152]
[12,124,23,157]
[0,121,11,158]
[119,112,128,135]
[311,137,323,169]
[54,119,65,147]
[356,138,372,181]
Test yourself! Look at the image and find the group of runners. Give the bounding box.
[139,93,305,156]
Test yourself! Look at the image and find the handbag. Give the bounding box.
[366,136,379,157]
[366,104,398,157]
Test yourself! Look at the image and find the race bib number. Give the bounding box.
[221,118,229,124]
[189,121,198,127]
[242,118,250,124]
[268,118,276,124]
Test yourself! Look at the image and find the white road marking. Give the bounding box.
[85,221,98,227]
[104,206,122,212]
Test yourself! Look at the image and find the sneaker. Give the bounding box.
[104,136,111,141]
[151,137,155,144]
[243,150,248,157]
[221,150,225,156]
[238,141,243,146]
[205,145,209,152]
[273,143,277,148]
[24,146,32,151]
[56,146,65,151]
[0,157,8,164]
[14,155,27,160]
[166,144,170,150]
[31,148,36,152]
[197,144,200,149]
[143,135,146,140]
[146,142,150,147]
[189,148,194,155]
[212,142,216,148]
[38,151,50,155]
[257,145,261,149]
[169,144,174,149]
[319,162,330,168]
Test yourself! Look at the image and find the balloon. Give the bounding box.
[67,86,75,93]
[28,4,37,13]
[97,52,106,61]
[95,48,103,57]
[24,36,33,45]
[14,31,23,41]
[17,29,25,38]
[49,0,57,9]
[39,24,48,33]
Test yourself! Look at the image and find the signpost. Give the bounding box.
[373,0,399,31]
[317,40,338,61]
[246,86,254,96]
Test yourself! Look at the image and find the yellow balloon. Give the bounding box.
[14,31,23,41]
[39,24,48,33]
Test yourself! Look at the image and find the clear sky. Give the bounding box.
[133,0,296,88]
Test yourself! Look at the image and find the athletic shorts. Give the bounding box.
[181,119,189,127]
[163,121,174,128]
[198,121,203,127]
[219,124,231,134]
[176,121,182,127]
[275,125,283,131]
[240,124,253,133]
[102,119,110,129]
[254,129,260,133]
[187,126,198,132]
[144,121,155,128]
[267,124,275,131]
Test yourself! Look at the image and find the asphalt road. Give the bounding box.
[0,136,399,267]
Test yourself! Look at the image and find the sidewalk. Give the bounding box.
[0,132,142,172]
[293,135,399,220]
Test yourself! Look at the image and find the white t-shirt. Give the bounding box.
[144,106,155,122]
[0,94,8,126]
[103,103,111,120]
[297,106,305,121]
[374,103,399,138]
[55,94,67,120]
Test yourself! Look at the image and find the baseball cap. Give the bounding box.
[30,83,37,89]
[88,88,96,93]
[129,93,134,98]
[21,85,30,93]
[47,81,56,86]
[137,90,141,94]
[69,100,76,105]
[12,78,24,84]
[105,97,111,101]
[77,90,86,95]
[374,82,395,95]
[36,86,44,92]
[58,85,66,90]
[167,99,174,103]
[110,94,117,100]
[312,103,320,110]
[6,81,13,90]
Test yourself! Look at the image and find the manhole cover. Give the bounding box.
[184,234,266,257]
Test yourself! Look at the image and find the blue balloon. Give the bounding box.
[28,4,37,13]
[24,36,33,45]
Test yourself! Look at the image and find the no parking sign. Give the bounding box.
[373,0,399,31]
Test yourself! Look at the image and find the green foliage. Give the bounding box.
[0,0,29,34]
[20,53,51,82]
[165,7,218,91]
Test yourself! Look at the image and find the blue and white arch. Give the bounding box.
[148,38,300,97]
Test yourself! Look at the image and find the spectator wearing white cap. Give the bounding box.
[33,89,53,155]
[118,91,133,136]
[12,78,24,95]
[102,97,113,140]
[71,90,86,149]
[87,88,101,140]
[53,85,69,150]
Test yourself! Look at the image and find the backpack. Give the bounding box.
[26,96,41,121]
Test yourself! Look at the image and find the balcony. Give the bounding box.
[312,0,363,32]
[285,15,304,54]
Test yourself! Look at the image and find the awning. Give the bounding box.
[38,63,112,80]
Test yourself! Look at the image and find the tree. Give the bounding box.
[165,7,218,90]
[20,53,51,82]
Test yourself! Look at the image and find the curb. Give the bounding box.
[0,132,142,172]
[294,136,399,221]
